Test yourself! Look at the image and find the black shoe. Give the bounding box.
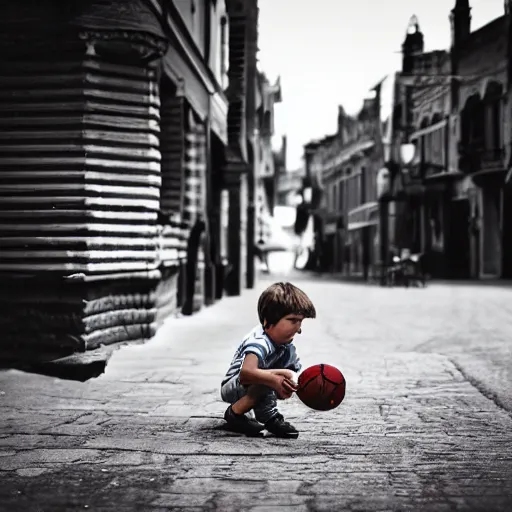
[224,406,265,436]
[265,414,299,439]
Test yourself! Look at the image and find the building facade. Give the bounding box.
[0,0,277,367]
[276,165,303,208]
[306,100,382,277]
[398,1,512,279]
[255,74,282,249]
[403,27,461,278]
[452,0,511,279]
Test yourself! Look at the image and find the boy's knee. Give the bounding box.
[246,384,271,399]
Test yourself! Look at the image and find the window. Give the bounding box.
[432,130,440,166]
[484,100,501,150]
[360,167,366,204]
[348,175,356,211]
[425,133,431,164]
[158,78,184,221]
[470,101,485,147]
[220,16,228,89]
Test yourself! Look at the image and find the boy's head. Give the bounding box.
[257,282,316,344]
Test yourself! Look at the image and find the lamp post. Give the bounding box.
[376,142,417,286]
[398,142,417,252]
[377,167,391,286]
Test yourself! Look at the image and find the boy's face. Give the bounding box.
[265,314,304,344]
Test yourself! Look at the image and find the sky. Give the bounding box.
[257,0,506,170]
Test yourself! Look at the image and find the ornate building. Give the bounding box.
[305,99,382,277]
[0,0,274,370]
[254,73,282,262]
[399,1,512,279]
[452,0,511,279]
[401,21,461,278]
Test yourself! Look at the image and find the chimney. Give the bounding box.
[337,105,346,142]
[450,0,471,49]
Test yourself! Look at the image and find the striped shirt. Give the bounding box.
[222,324,301,385]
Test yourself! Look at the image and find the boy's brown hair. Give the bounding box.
[257,282,316,328]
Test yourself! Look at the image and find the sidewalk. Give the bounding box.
[1,276,512,511]
[313,269,512,288]
[310,270,512,289]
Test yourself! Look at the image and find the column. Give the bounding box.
[379,199,389,285]
[482,186,502,277]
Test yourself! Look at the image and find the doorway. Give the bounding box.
[447,199,471,278]
[502,187,512,278]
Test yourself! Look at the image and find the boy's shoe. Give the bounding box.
[265,414,299,439]
[223,405,265,436]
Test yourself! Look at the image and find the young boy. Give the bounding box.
[220,282,316,438]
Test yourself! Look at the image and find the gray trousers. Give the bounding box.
[220,376,279,424]
[220,346,300,424]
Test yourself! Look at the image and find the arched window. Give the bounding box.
[483,81,503,152]
[360,166,366,204]
[463,94,484,148]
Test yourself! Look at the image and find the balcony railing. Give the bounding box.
[457,144,505,174]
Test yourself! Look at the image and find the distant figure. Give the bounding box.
[255,243,270,273]
[220,282,316,438]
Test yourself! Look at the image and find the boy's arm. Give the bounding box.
[284,344,302,373]
[239,354,296,396]
[239,353,278,387]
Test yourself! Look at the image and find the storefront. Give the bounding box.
[347,202,379,278]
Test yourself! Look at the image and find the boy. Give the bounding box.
[220,282,316,438]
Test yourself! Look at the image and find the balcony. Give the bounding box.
[458,142,505,172]
[457,143,482,175]
[480,148,505,171]
[458,143,506,186]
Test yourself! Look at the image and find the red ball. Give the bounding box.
[296,364,346,411]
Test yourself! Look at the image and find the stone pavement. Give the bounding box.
[1,276,512,511]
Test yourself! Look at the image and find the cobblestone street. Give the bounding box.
[1,276,512,511]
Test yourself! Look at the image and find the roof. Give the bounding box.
[461,15,507,52]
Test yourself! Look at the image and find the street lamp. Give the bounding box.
[377,142,417,286]
[377,166,391,286]
[303,186,313,204]
[400,143,416,165]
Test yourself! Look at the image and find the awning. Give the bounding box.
[410,118,447,141]
[347,202,379,231]
[322,140,375,179]
[347,220,378,231]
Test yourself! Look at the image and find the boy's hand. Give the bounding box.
[273,374,298,400]
[272,369,298,384]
